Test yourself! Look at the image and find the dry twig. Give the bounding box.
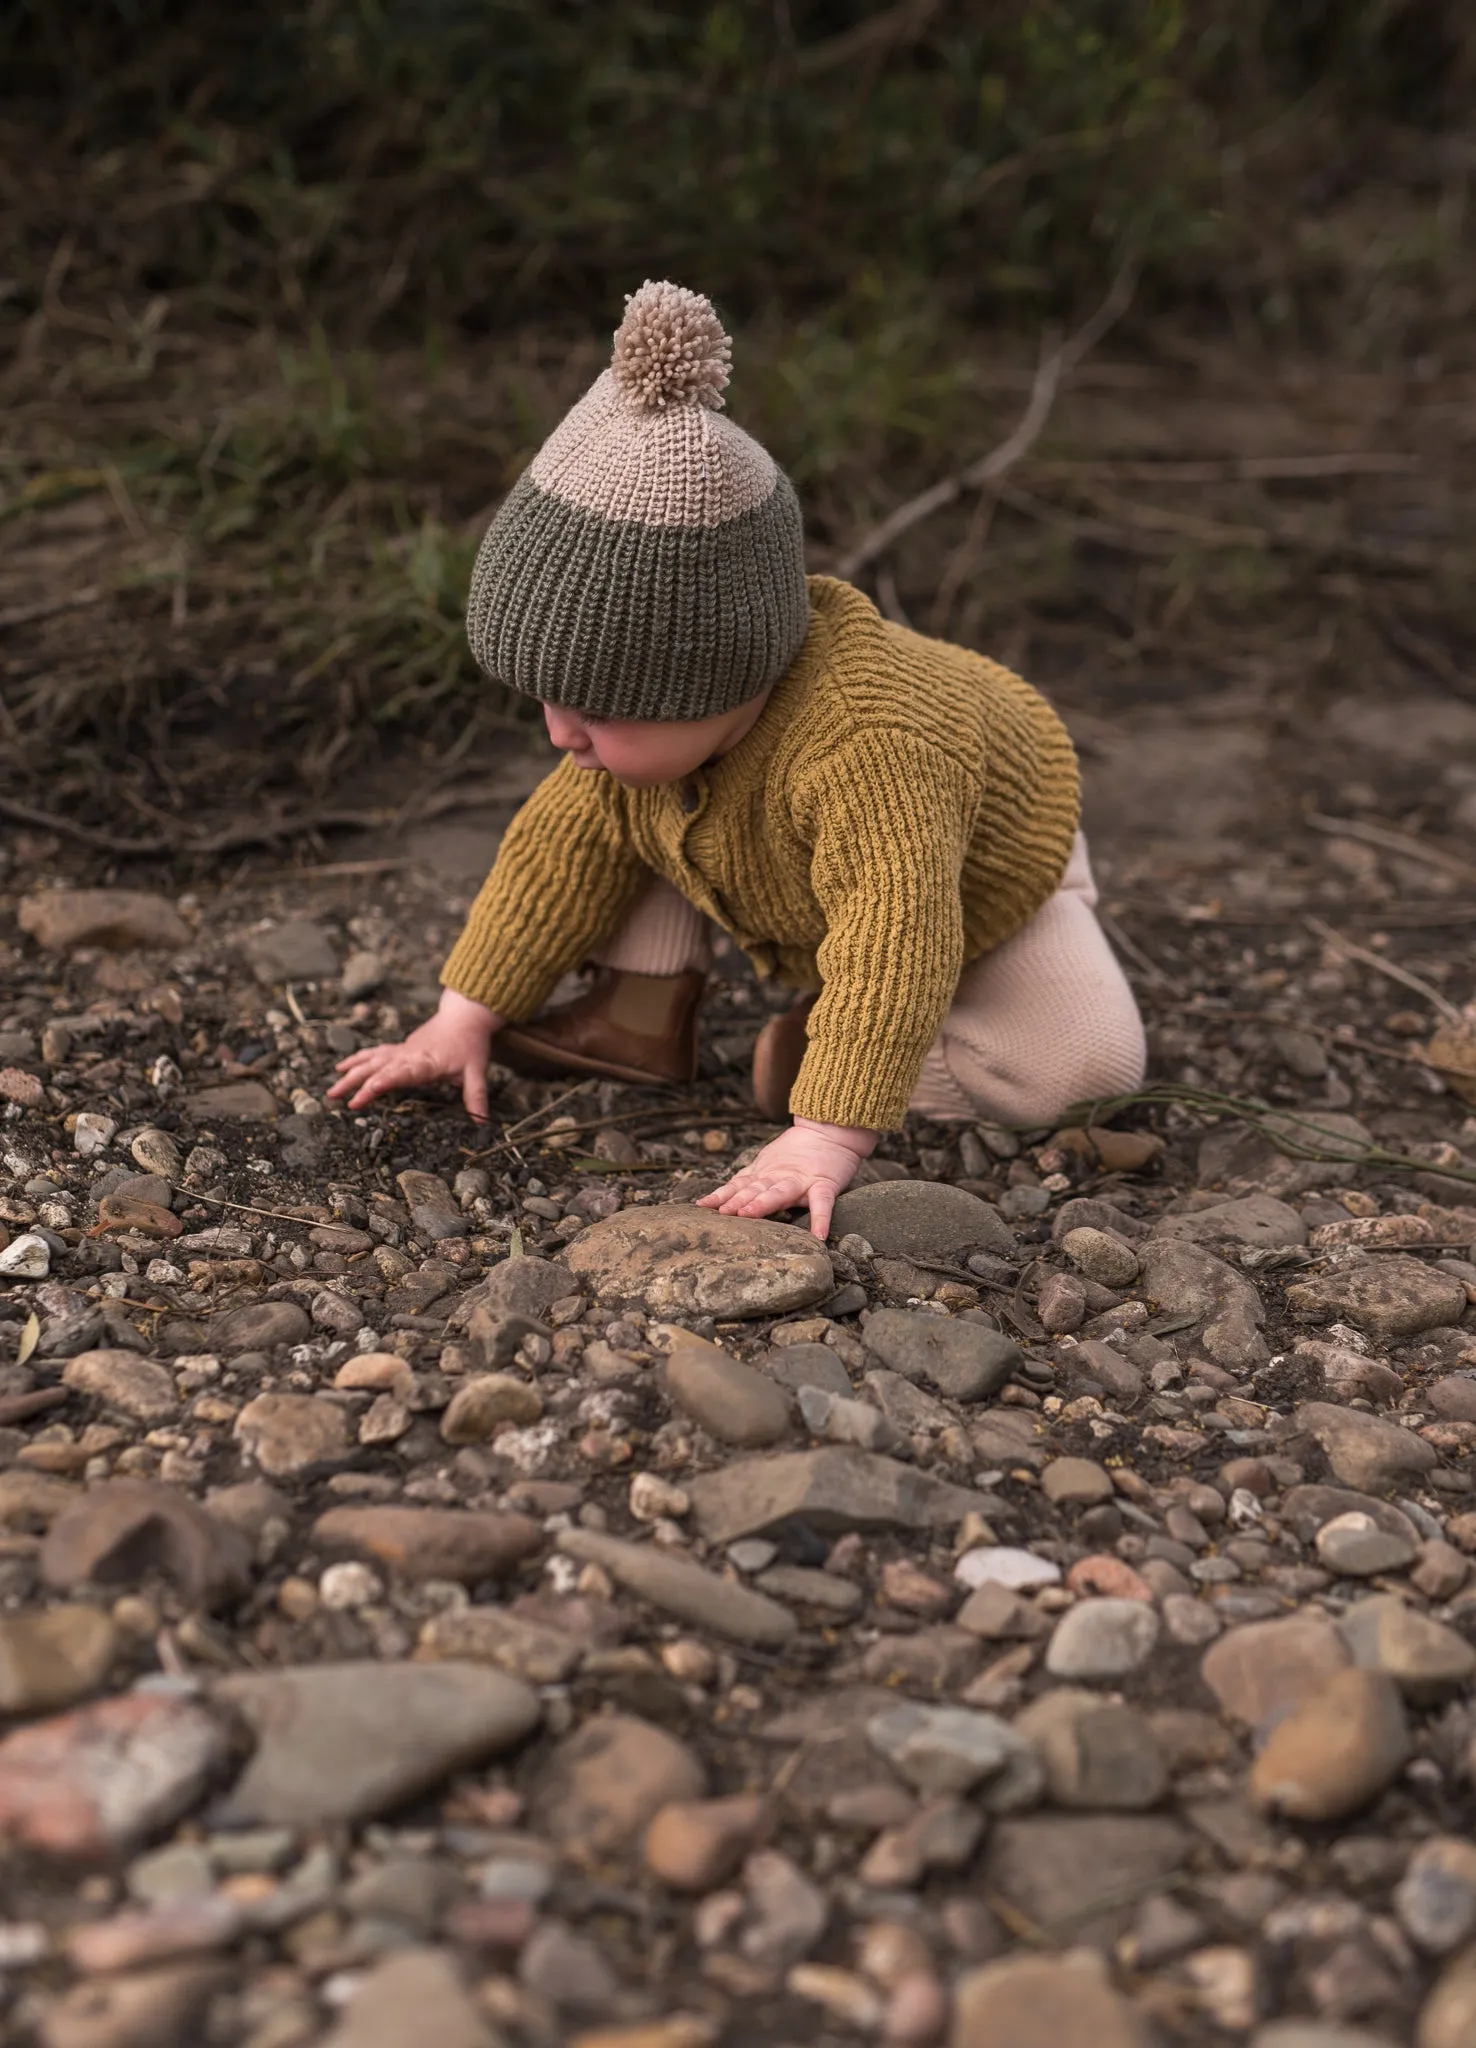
[1303,915,1463,1026]
[836,257,1139,580]
[1305,812,1476,886]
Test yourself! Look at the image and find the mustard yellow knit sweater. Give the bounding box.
[442,576,1081,1129]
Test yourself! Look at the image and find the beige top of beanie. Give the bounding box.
[528,281,780,530]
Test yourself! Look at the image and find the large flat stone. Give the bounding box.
[18,888,191,952]
[1295,1401,1438,1493]
[212,1662,540,1826]
[563,1204,833,1320]
[1149,1194,1307,1249]
[1137,1239,1268,1370]
[687,1447,996,1546]
[861,1308,1020,1402]
[1286,1256,1467,1338]
[982,1813,1190,1950]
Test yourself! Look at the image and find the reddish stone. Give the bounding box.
[0,1693,230,1858]
[1066,1555,1155,1603]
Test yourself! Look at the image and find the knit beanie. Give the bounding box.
[466,281,810,722]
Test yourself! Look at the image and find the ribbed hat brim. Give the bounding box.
[466,469,811,721]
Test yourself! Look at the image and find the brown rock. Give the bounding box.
[1201,1613,1353,1729]
[531,1714,707,1860]
[643,1793,768,1890]
[440,1374,544,1441]
[319,1946,496,2048]
[234,1392,350,1476]
[1419,1944,1476,2048]
[1040,1457,1114,1507]
[983,1814,1189,1950]
[564,1204,833,1320]
[418,1606,583,1684]
[951,1945,1153,2048]
[1287,1257,1467,1339]
[39,1961,229,2048]
[1013,1691,1168,1811]
[19,888,190,952]
[1294,1401,1439,1493]
[41,1480,252,1610]
[687,1447,996,1546]
[0,1606,117,1715]
[62,1350,178,1425]
[1338,1593,1476,1703]
[312,1505,542,1584]
[0,1692,231,1857]
[1250,1669,1410,1820]
[186,1080,280,1121]
[665,1337,792,1446]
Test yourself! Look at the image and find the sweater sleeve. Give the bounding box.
[439,758,648,1020]
[789,731,979,1131]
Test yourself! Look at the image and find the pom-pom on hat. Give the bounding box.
[467,281,810,723]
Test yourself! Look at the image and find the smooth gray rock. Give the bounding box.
[1150,1194,1307,1249]
[983,1813,1189,1952]
[1137,1239,1268,1370]
[321,1947,495,2048]
[1286,1256,1467,1338]
[210,1301,311,1354]
[665,1338,792,1446]
[242,918,338,984]
[1295,1401,1438,1493]
[867,1701,1043,1802]
[687,1447,997,1546]
[829,1180,1018,1261]
[1046,1598,1161,1681]
[212,1662,540,1826]
[555,1527,797,1647]
[861,1306,1021,1402]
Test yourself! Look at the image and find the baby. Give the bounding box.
[329,281,1146,1238]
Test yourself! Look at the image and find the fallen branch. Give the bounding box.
[1305,812,1476,887]
[0,586,107,629]
[1303,915,1463,1027]
[835,256,1139,580]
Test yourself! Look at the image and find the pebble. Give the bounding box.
[0,1692,230,1857]
[68,1893,243,1973]
[798,1383,899,1451]
[1316,1511,1418,1576]
[687,1446,992,1545]
[643,1793,768,1890]
[828,1179,1017,1261]
[439,1373,544,1440]
[0,1233,50,1277]
[130,1127,183,1177]
[38,1959,229,2048]
[1413,1539,1468,1600]
[420,1605,583,1683]
[955,1546,1060,1592]
[756,1564,864,1616]
[1061,1226,1140,1288]
[62,1348,178,1423]
[861,1307,1021,1402]
[557,1526,797,1646]
[629,1471,690,1521]
[1250,1668,1410,1820]
[1395,1836,1476,1955]
[984,1812,1188,1949]
[1040,1456,1114,1507]
[1038,1270,1088,1333]
[1066,1556,1153,1602]
[564,1204,833,1319]
[19,887,190,951]
[243,917,337,983]
[41,1480,252,1609]
[1418,1943,1476,2048]
[210,1300,312,1353]
[532,1714,706,1859]
[1150,1194,1307,1249]
[72,1111,117,1157]
[213,1661,540,1826]
[1295,1401,1438,1493]
[520,1919,619,2009]
[1338,1592,1476,1702]
[664,1336,792,1446]
[1045,1598,1161,1681]
[885,1971,949,2044]
[1286,1255,1467,1337]
[319,1945,496,2048]
[788,1962,883,2029]
[0,1605,116,1715]
[1201,1612,1352,1728]
[0,1067,44,1108]
[952,1945,1153,2047]
[866,1702,1040,1802]
[1136,1239,1268,1370]
[769,1341,852,1396]
[741,1847,828,1968]
[1252,2031,1399,2048]
[1014,1690,1168,1810]
[234,1392,351,1476]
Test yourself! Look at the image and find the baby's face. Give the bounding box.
[543,696,767,788]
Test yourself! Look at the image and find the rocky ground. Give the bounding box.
[1,694,1475,2048]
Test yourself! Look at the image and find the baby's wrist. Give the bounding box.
[793,1117,878,1158]
[438,986,502,1034]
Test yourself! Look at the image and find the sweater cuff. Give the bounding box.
[439,928,563,1024]
[788,1045,923,1134]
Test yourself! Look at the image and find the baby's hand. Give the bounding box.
[327,987,502,1123]
[697,1117,877,1242]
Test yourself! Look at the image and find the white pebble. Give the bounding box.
[954,1545,1061,1591]
[0,1234,50,1279]
[318,1562,384,1611]
[72,1112,117,1157]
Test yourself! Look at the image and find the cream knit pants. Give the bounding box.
[592,832,1146,1127]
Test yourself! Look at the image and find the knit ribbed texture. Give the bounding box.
[441,576,1082,1130]
[465,283,811,722]
[908,835,1147,1123]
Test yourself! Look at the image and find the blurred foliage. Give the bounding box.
[1,0,1472,787]
[3,0,1472,347]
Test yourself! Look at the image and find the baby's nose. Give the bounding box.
[545,704,587,750]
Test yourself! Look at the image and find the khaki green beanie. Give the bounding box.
[466,281,810,722]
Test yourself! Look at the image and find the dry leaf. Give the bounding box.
[15,1312,39,1367]
[89,1193,184,1238]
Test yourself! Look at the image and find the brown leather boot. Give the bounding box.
[494,966,706,1087]
[752,994,817,1120]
